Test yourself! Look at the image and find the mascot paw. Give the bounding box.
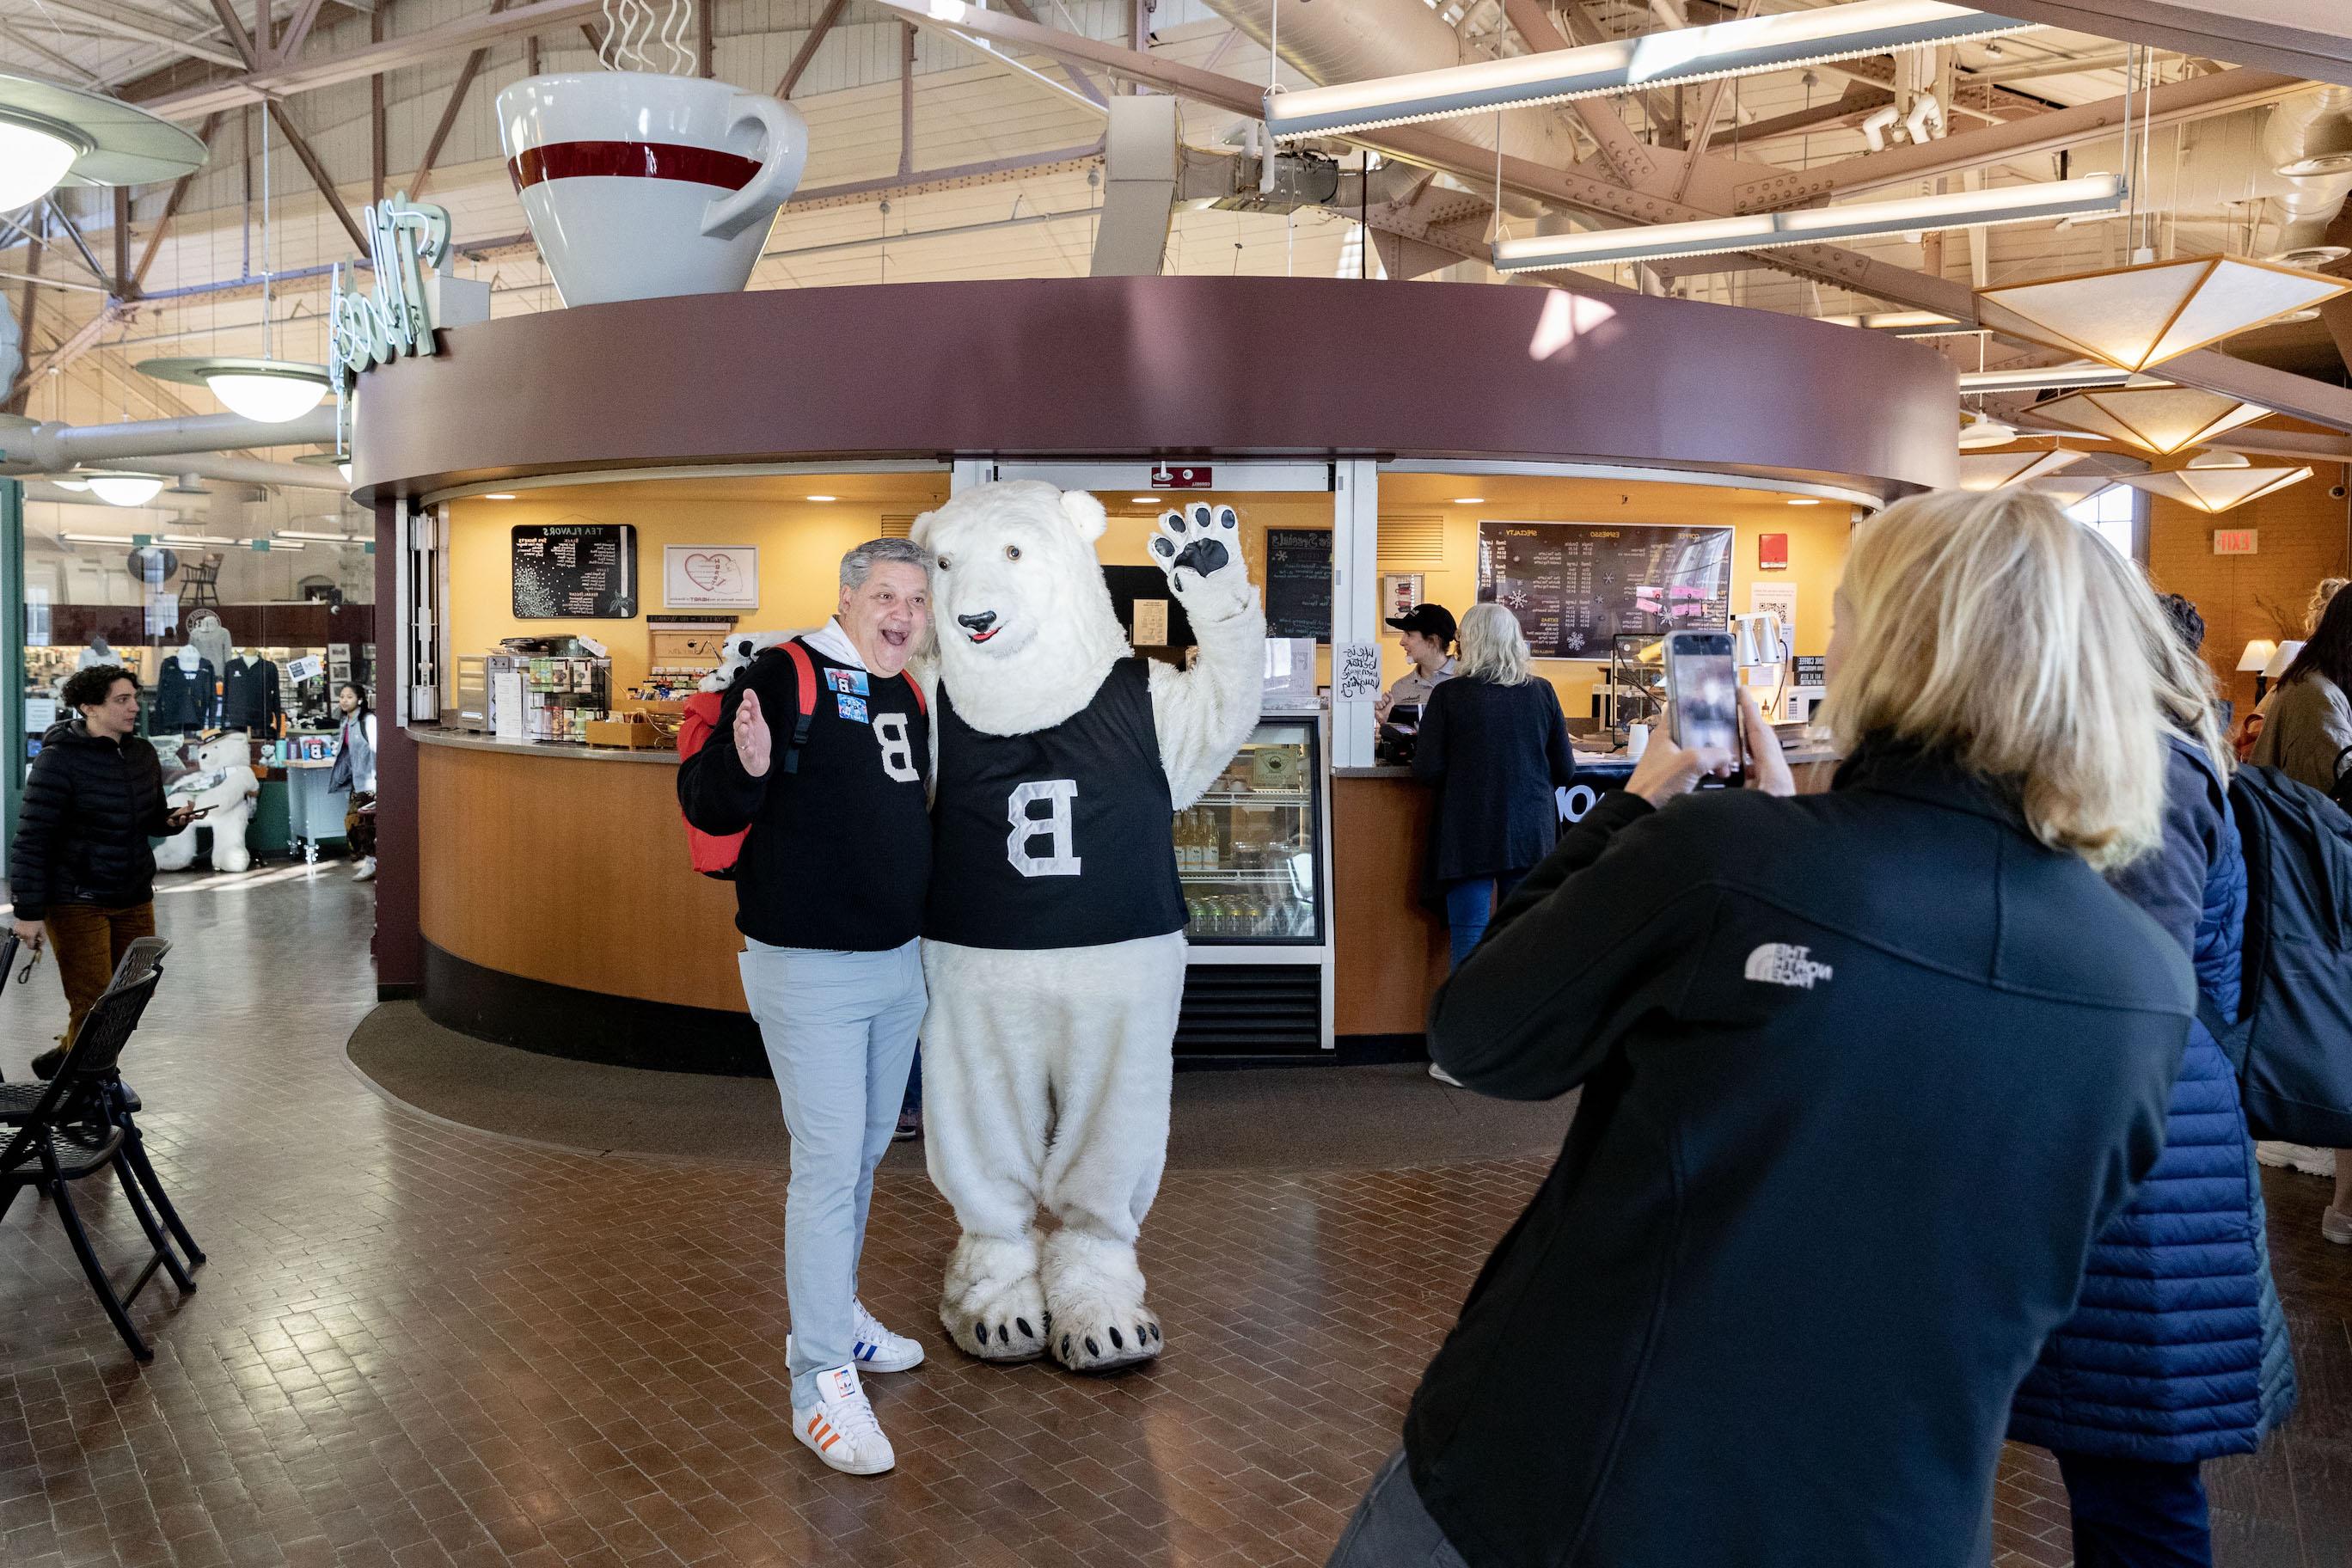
[1152,504,1241,593]
[1041,1229,1162,1375]
[941,1233,1049,1363]
[1047,1292,1164,1375]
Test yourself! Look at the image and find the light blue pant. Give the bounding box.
[738,937,925,1408]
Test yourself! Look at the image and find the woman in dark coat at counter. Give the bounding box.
[1326,489,2194,1568]
[1411,600,1577,971]
[2008,585,2296,1566]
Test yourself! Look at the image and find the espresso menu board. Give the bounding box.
[1476,520,1732,658]
[1265,528,1333,642]
[512,524,638,619]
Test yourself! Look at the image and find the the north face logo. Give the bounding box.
[1745,943,1834,989]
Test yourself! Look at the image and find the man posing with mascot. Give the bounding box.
[682,485,1262,1477]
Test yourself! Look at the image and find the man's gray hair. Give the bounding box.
[840,536,930,590]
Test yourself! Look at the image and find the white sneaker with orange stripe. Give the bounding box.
[793,1364,895,1476]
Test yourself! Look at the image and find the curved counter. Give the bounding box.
[413,729,766,1071]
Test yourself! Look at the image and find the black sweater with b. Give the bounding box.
[677,640,931,951]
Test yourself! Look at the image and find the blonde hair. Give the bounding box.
[2308,577,2348,636]
[2079,540,2232,777]
[1817,488,2165,870]
[1459,602,1534,685]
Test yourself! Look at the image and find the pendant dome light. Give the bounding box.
[138,101,327,421]
[86,472,166,507]
[0,71,206,213]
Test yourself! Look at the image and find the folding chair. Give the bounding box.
[0,948,192,1362]
[0,938,201,1274]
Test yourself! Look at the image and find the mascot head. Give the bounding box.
[192,730,249,772]
[911,482,1130,736]
[701,629,795,693]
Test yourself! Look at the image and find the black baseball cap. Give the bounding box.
[1386,603,1457,642]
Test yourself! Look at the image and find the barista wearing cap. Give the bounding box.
[1375,603,1458,724]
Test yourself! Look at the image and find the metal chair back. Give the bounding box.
[0,965,165,1176]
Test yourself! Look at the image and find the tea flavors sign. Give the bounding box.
[664,545,759,609]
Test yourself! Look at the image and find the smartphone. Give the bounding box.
[1663,629,1744,787]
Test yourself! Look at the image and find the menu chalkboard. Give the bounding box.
[1265,529,1333,643]
[513,524,638,619]
[1477,520,1732,658]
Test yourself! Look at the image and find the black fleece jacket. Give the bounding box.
[12,720,173,920]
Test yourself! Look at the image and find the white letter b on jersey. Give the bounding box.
[873,713,918,782]
[1006,779,1081,877]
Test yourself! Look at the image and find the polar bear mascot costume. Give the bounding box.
[913,482,1264,1374]
[153,731,260,872]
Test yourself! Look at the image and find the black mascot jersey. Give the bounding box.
[925,656,1187,950]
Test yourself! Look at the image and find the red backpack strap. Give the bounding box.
[780,640,819,775]
[903,671,926,714]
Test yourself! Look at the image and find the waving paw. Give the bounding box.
[1151,504,1240,590]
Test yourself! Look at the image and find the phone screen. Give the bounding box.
[1665,631,1741,765]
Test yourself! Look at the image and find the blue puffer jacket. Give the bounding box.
[2008,738,2297,1461]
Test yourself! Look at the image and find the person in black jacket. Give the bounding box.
[1327,489,2192,1568]
[1412,602,1577,969]
[11,665,194,1077]
[676,538,934,1480]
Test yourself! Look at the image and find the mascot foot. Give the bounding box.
[1042,1229,1163,1375]
[941,1232,1049,1363]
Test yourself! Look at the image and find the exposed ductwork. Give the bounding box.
[0,408,346,492]
[2065,87,2352,257]
[1093,95,1184,276]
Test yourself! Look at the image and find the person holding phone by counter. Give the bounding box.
[11,665,197,1080]
[1330,488,2193,1568]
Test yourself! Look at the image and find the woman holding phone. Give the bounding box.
[1329,489,2194,1568]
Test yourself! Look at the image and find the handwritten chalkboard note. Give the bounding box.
[1476,520,1731,658]
[1265,528,1333,642]
[513,523,638,619]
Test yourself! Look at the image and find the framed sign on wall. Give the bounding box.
[513,523,638,619]
[664,545,760,610]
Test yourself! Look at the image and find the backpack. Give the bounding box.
[2202,762,2352,1146]
[676,640,925,878]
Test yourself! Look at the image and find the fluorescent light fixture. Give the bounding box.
[1817,309,1968,335]
[1786,497,1822,505]
[275,529,367,543]
[1452,496,1486,504]
[482,493,517,500]
[1265,0,2037,139]
[1131,497,1161,505]
[1957,364,2151,394]
[159,535,224,548]
[805,494,838,502]
[1493,175,2122,273]
[58,532,137,546]
[87,474,165,506]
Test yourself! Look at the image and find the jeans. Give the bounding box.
[738,937,924,1407]
[1442,873,1524,971]
[1326,1450,1468,1568]
[45,901,156,1049]
[2055,1452,2212,1568]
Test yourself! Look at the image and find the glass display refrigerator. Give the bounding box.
[1173,710,1332,1059]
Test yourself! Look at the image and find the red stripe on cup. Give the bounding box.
[508,140,760,193]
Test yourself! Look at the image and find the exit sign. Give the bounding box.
[2213,529,2259,555]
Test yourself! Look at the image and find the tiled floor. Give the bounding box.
[0,867,2346,1568]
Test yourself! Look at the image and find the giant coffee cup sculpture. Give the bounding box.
[497,0,808,305]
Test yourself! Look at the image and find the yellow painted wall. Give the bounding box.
[446,486,942,692]
[1374,487,1853,719]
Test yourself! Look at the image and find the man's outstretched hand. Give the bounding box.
[736,689,773,778]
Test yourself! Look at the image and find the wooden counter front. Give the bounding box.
[1331,774,1449,1040]
[417,735,748,1012]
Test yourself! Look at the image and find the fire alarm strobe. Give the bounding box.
[1152,465,1213,489]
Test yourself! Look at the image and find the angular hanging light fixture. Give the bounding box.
[1494,175,2122,273]
[2027,384,2271,456]
[1954,448,2086,491]
[0,71,206,213]
[1265,0,2037,139]
[2116,453,2314,514]
[1975,255,2352,374]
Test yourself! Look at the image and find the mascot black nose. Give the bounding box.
[958,610,997,633]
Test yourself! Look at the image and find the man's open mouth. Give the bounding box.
[881,628,910,649]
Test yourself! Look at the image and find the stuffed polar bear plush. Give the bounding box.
[153,731,260,873]
[912,481,1264,1374]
